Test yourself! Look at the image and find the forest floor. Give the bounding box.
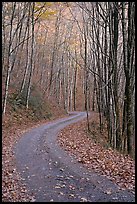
[58,112,135,195]
[2,108,135,202]
[2,104,67,202]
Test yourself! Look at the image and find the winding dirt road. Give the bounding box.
[14,112,135,202]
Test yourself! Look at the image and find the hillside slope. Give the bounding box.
[2,89,67,202]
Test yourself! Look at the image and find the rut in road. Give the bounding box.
[14,112,135,202]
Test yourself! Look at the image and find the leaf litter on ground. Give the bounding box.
[57,112,135,195]
[2,109,67,202]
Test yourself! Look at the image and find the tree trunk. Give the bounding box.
[26,2,35,109]
[2,2,16,115]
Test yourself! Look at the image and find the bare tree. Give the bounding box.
[26,2,35,109]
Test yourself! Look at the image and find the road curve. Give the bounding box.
[14,112,135,202]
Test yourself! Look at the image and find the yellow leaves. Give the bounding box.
[34,2,57,21]
[35,2,53,10]
[39,10,57,20]
[36,2,52,6]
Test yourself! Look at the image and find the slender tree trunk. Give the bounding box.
[73,64,78,111]
[84,33,90,131]
[121,2,135,156]
[2,2,16,115]
[112,2,121,150]
[26,2,35,109]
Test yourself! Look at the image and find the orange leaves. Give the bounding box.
[58,117,135,194]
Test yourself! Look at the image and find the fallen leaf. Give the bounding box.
[80,197,88,202]
[105,188,112,195]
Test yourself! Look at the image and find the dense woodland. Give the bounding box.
[2,2,135,156]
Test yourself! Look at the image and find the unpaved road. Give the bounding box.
[14,112,135,202]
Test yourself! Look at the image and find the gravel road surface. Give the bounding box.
[14,112,135,202]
